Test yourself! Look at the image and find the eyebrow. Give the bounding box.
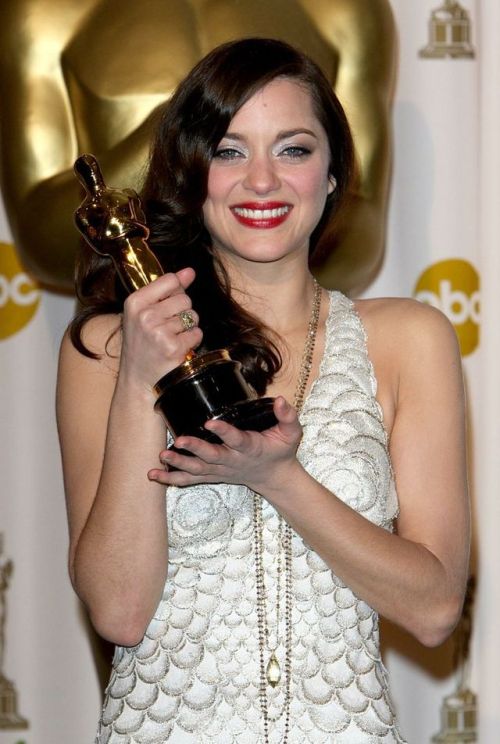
[222,128,319,141]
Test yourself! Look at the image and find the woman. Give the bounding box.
[57,38,469,743]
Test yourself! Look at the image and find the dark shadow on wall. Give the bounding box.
[380,619,455,680]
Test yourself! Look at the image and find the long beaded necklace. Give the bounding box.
[253,278,322,743]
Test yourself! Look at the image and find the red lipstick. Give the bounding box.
[230,201,293,229]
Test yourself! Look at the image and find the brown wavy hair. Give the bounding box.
[71,37,355,394]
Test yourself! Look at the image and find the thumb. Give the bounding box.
[176,266,196,289]
[273,396,301,439]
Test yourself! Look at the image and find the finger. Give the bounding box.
[147,467,208,487]
[126,269,195,310]
[182,325,204,350]
[203,419,250,451]
[158,325,204,366]
[152,268,196,301]
[165,436,224,463]
[176,267,196,290]
[156,291,194,316]
[174,308,199,334]
[135,293,198,334]
[151,268,196,298]
[273,395,297,422]
[155,307,199,333]
[273,396,302,438]
[160,448,217,476]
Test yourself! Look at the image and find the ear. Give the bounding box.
[327,174,337,195]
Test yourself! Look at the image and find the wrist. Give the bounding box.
[253,458,307,505]
[114,371,158,408]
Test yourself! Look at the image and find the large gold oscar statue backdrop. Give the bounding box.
[0,0,395,296]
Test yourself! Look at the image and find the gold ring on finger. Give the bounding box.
[178,309,196,331]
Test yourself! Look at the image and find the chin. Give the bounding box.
[216,238,307,266]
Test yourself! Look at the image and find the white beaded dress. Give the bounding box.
[96,291,406,743]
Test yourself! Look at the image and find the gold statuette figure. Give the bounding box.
[74,153,163,292]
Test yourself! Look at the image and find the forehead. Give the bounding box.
[226,78,321,132]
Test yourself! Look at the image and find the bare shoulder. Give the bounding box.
[57,314,122,440]
[349,297,462,438]
[59,313,122,378]
[354,296,462,401]
[355,297,459,353]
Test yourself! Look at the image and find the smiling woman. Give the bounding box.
[57,38,469,744]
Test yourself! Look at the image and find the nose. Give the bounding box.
[242,153,281,194]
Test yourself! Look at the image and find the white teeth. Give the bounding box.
[233,206,290,219]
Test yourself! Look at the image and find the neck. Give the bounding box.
[217,253,318,336]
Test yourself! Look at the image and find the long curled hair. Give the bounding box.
[71,38,355,394]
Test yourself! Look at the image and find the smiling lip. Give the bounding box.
[230,202,293,228]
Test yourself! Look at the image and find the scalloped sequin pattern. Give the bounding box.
[96,292,406,743]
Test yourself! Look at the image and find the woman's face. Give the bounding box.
[202,78,334,269]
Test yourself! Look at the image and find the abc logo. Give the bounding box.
[0,242,40,340]
[414,259,480,356]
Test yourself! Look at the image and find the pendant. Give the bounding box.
[266,652,281,688]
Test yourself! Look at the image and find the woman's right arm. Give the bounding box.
[56,269,201,646]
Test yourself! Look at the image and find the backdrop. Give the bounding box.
[1,1,498,742]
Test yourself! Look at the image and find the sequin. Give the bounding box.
[96,292,406,743]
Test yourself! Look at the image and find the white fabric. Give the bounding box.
[97,293,405,743]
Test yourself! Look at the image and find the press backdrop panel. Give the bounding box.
[1,1,498,742]
[366,2,482,741]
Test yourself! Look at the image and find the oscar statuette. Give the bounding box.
[73,154,277,446]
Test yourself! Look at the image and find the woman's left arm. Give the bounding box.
[274,300,470,647]
[149,301,470,647]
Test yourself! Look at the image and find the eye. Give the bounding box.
[279,145,312,159]
[213,147,244,160]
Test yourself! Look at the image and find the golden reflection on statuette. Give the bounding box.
[74,154,163,293]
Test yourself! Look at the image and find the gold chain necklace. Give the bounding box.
[253,278,322,743]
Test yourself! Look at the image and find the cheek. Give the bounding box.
[205,167,233,207]
[296,158,330,192]
[202,172,224,231]
[297,168,331,215]
[202,171,235,246]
